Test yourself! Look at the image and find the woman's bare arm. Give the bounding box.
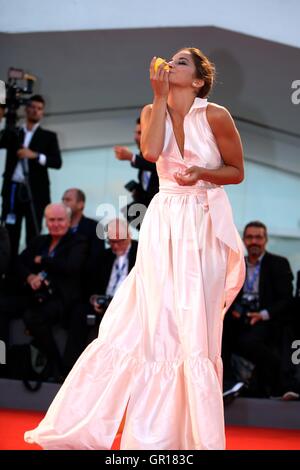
[140,57,169,162]
[174,104,244,186]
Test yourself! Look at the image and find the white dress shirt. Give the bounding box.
[12,123,46,183]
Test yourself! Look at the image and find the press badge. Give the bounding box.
[6,213,16,225]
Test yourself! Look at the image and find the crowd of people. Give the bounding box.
[0,93,299,401]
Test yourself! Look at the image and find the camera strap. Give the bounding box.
[5,183,18,225]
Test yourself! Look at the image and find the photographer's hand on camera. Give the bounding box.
[92,299,105,315]
[27,273,43,291]
[246,312,264,326]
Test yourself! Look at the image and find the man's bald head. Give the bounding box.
[44,203,71,238]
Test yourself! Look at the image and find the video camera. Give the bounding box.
[3,67,36,130]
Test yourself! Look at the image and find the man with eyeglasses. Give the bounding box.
[222,220,294,399]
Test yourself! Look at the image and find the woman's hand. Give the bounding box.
[174,166,204,186]
[150,56,169,99]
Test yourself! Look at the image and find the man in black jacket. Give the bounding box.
[0,95,62,256]
[62,187,104,254]
[63,218,138,372]
[0,203,87,380]
[114,117,159,228]
[222,221,294,397]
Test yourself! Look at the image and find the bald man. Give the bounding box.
[0,203,88,381]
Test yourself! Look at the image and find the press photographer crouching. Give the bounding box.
[63,218,138,373]
[14,203,87,382]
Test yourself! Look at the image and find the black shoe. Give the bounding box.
[223,382,245,404]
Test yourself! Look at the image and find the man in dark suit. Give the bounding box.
[62,187,104,253]
[63,218,138,372]
[222,221,294,398]
[0,95,62,256]
[114,117,159,228]
[0,203,87,380]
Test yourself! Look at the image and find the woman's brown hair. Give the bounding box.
[178,47,215,98]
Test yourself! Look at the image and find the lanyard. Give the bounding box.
[10,183,17,212]
[245,261,261,293]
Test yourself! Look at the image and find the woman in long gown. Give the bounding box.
[24,47,245,450]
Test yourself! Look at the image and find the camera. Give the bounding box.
[33,279,55,304]
[234,294,260,324]
[95,294,112,309]
[87,295,112,326]
[124,180,140,193]
[3,67,36,130]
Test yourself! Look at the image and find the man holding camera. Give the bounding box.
[0,95,62,257]
[63,218,138,373]
[114,117,159,228]
[222,221,294,398]
[0,203,87,381]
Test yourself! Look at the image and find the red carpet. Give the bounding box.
[1,409,300,450]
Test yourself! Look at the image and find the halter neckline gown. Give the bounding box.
[25,97,245,450]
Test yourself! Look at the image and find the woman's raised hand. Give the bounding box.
[149,56,170,99]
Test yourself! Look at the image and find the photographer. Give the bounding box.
[222,221,294,398]
[0,203,87,381]
[114,117,159,228]
[0,95,62,257]
[62,187,104,255]
[63,218,137,373]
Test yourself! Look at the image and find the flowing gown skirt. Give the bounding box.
[24,187,245,450]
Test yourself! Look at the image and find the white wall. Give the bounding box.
[1,125,300,277]
[1,0,300,48]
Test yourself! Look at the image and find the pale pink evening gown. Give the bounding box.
[24,97,245,450]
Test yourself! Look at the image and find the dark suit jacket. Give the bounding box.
[17,230,88,311]
[0,126,62,210]
[131,153,159,203]
[85,240,138,298]
[0,225,10,275]
[76,215,104,253]
[233,251,294,319]
[77,215,97,241]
